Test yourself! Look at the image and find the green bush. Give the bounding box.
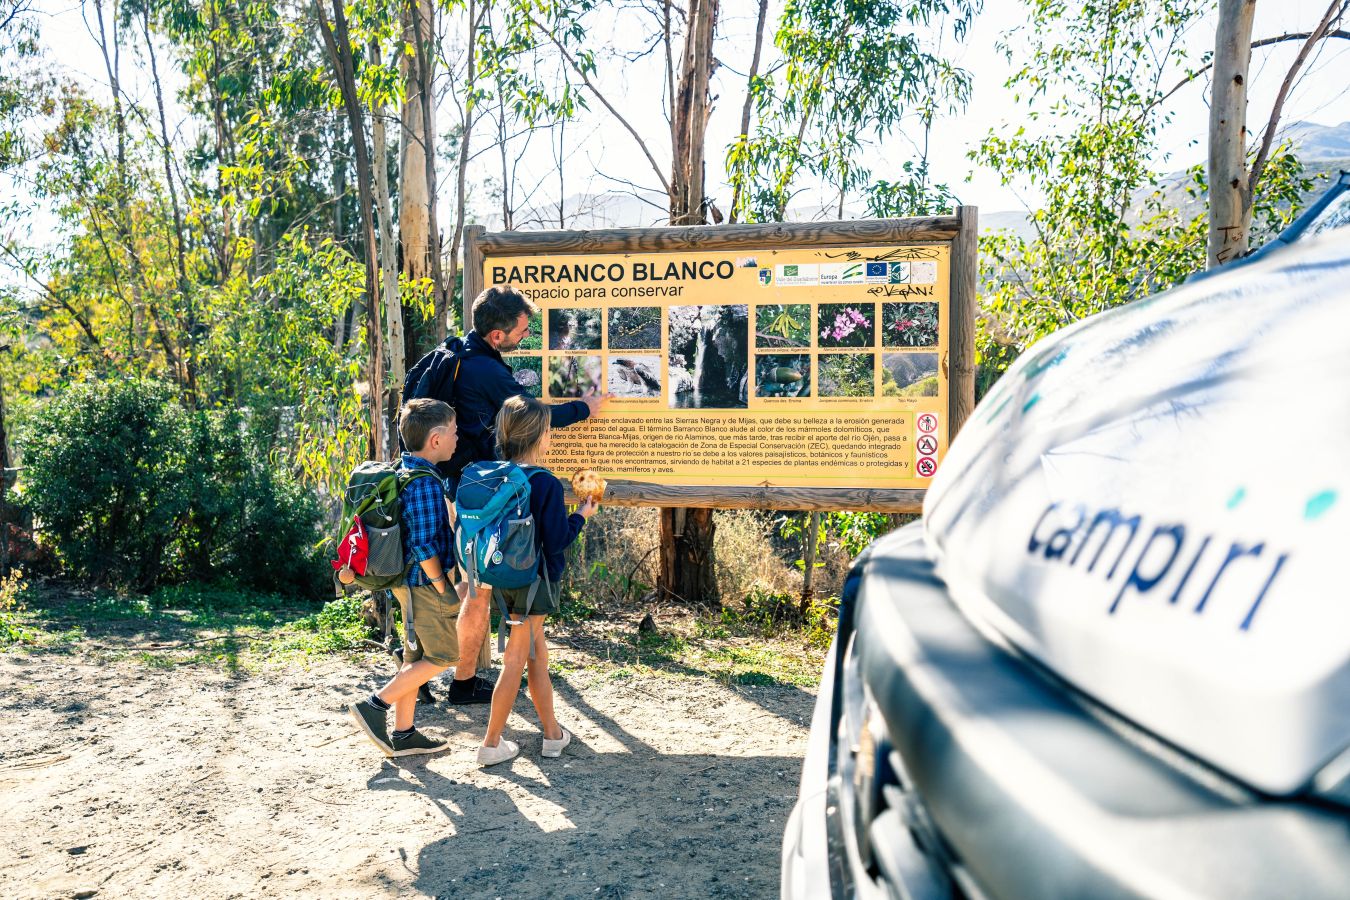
[21,379,325,593]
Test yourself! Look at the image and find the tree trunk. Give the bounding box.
[1207,0,1257,268]
[658,0,720,605]
[371,43,405,456]
[668,0,717,225]
[659,508,719,606]
[401,0,447,345]
[317,0,386,460]
[444,0,480,337]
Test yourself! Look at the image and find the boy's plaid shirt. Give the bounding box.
[400,453,454,587]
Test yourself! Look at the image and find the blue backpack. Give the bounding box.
[454,461,552,649]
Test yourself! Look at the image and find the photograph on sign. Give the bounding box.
[608,307,662,349]
[756,355,811,398]
[485,242,953,493]
[883,352,940,397]
[608,356,662,398]
[882,302,940,347]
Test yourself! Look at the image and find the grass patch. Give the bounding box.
[6,579,378,668]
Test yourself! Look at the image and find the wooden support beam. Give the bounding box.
[478,217,959,256]
[949,204,979,440]
[563,481,925,513]
[462,224,486,331]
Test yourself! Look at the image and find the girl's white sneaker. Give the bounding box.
[541,726,572,758]
[476,739,520,767]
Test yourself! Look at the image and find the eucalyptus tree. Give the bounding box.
[974,0,1312,373]
[726,0,977,223]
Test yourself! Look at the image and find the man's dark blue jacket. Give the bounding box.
[412,330,590,479]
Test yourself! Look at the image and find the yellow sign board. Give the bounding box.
[484,244,950,490]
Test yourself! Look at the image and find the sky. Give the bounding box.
[16,0,1350,236]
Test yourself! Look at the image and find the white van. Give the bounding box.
[782,177,1350,899]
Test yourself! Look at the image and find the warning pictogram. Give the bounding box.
[916,456,937,477]
[915,434,938,456]
[916,413,938,434]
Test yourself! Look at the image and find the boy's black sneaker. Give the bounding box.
[348,699,393,757]
[446,675,494,704]
[390,728,449,757]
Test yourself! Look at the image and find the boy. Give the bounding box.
[348,398,466,757]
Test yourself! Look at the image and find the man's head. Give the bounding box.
[472,285,536,352]
[399,398,457,462]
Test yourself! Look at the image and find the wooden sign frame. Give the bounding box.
[461,208,977,513]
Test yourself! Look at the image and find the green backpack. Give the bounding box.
[332,461,441,592]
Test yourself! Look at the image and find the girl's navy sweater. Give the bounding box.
[526,469,585,582]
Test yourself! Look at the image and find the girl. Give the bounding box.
[477,395,598,766]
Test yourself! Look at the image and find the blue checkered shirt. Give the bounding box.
[400,453,454,587]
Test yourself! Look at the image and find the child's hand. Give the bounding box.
[578,497,599,519]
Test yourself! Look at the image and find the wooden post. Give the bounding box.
[462,224,486,334]
[949,204,978,440]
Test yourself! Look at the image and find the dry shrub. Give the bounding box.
[714,510,800,604]
[563,506,661,611]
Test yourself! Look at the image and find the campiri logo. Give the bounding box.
[1026,502,1290,632]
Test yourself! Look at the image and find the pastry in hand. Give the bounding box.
[570,468,607,504]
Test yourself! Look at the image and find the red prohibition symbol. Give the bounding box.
[915,435,938,455]
[916,413,938,434]
[916,456,937,477]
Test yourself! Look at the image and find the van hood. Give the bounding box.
[923,230,1350,796]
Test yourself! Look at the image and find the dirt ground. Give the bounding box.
[0,634,816,899]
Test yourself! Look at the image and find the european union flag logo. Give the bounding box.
[865,262,888,279]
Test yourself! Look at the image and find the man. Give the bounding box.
[418,285,604,704]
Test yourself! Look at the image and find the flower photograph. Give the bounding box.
[817,303,875,348]
[882,302,939,348]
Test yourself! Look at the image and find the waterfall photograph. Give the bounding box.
[667,305,749,409]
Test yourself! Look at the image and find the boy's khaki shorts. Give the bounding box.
[391,584,489,670]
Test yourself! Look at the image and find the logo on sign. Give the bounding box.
[865,261,889,283]
[917,413,938,433]
[820,263,864,285]
[888,262,911,284]
[916,456,937,477]
[758,268,772,286]
[916,434,938,455]
[776,263,820,286]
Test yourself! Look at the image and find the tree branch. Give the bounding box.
[1154,28,1350,112]
[1250,2,1348,196]
[527,13,671,194]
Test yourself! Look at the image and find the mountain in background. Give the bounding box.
[981,120,1350,241]
[477,121,1350,236]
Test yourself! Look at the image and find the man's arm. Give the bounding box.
[476,358,597,428]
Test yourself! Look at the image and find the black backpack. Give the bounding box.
[403,336,469,408]
[401,337,492,474]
